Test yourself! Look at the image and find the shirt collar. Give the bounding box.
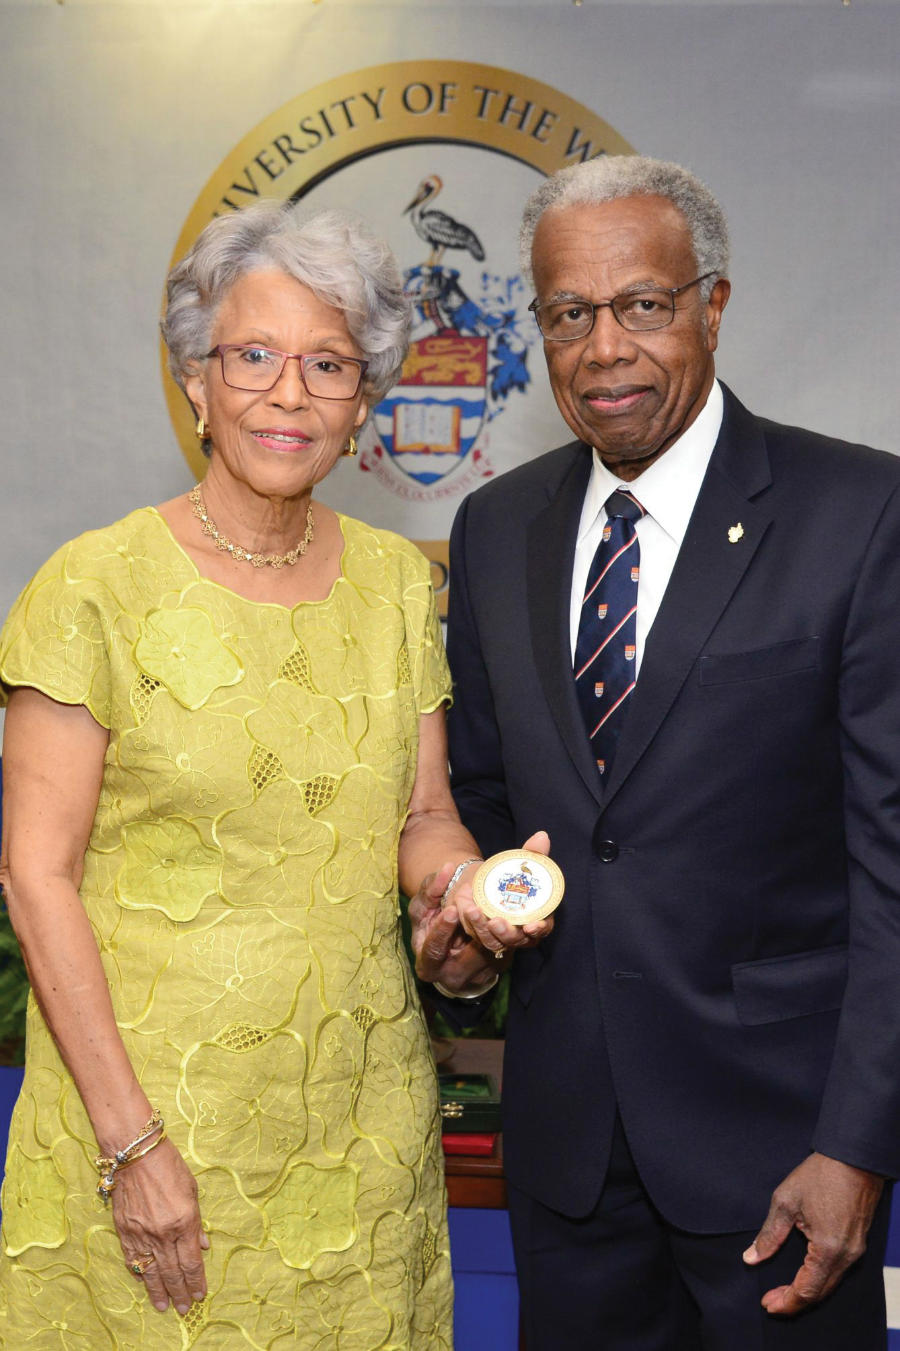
[578,379,724,547]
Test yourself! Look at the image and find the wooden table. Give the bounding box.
[438,1038,507,1209]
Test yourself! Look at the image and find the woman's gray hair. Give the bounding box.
[162,201,411,401]
[520,156,729,300]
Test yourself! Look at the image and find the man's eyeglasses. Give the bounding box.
[528,272,717,341]
[207,345,369,399]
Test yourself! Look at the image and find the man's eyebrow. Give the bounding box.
[541,281,666,304]
[617,279,667,294]
[542,290,591,304]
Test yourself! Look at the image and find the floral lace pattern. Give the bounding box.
[0,508,453,1349]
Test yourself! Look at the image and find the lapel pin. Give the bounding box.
[727,523,744,544]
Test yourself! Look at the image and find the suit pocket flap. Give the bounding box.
[732,945,847,1026]
[700,637,819,685]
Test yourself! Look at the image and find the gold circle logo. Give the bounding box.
[164,60,634,478]
[163,62,634,611]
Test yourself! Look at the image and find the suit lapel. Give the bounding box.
[602,386,774,807]
[526,443,607,803]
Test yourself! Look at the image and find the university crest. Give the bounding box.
[367,174,532,494]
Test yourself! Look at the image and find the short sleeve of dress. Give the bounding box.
[402,549,452,717]
[0,543,112,728]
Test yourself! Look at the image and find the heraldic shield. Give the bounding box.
[374,332,488,486]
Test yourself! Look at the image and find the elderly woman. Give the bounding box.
[0,201,550,1348]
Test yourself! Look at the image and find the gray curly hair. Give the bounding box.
[520,155,729,301]
[162,201,411,401]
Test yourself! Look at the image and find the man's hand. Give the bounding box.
[409,830,555,994]
[743,1151,884,1315]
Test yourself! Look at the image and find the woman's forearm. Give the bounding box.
[1,689,151,1157]
[397,804,481,900]
[5,870,152,1154]
[399,706,482,898]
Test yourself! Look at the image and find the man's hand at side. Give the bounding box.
[743,1151,884,1315]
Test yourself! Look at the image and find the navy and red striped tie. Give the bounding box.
[574,488,646,778]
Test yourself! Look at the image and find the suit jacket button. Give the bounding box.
[597,839,619,863]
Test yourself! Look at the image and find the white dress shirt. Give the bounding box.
[569,380,724,671]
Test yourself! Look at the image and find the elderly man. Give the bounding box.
[412,156,900,1348]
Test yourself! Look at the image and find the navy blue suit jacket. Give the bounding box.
[447,384,900,1230]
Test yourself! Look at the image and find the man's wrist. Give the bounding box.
[433,972,499,1000]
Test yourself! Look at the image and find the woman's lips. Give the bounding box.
[251,428,312,451]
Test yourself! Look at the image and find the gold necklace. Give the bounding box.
[188,486,314,570]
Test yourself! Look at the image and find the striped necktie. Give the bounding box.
[574,488,646,778]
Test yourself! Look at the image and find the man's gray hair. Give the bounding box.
[162,201,411,401]
[520,155,729,300]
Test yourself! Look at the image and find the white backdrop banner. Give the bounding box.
[1,0,899,626]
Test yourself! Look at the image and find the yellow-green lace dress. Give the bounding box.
[0,508,453,1350]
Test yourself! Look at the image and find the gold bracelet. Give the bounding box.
[95,1108,165,1203]
[118,1127,167,1168]
[95,1108,164,1171]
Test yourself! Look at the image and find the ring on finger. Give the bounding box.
[494,947,506,960]
[129,1253,155,1277]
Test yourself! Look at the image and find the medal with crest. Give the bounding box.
[472,849,565,924]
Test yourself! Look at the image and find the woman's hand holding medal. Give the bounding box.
[410,830,560,996]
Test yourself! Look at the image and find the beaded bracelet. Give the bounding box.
[95,1108,165,1203]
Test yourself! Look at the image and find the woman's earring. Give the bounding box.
[195,417,208,440]
[343,434,358,457]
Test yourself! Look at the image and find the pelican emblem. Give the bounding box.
[404,175,486,266]
[369,173,532,493]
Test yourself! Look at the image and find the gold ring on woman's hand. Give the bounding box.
[494,947,506,960]
[129,1253,155,1276]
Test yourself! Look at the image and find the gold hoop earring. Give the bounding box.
[195,417,208,440]
[343,434,358,457]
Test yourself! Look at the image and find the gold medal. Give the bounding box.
[472,849,565,925]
